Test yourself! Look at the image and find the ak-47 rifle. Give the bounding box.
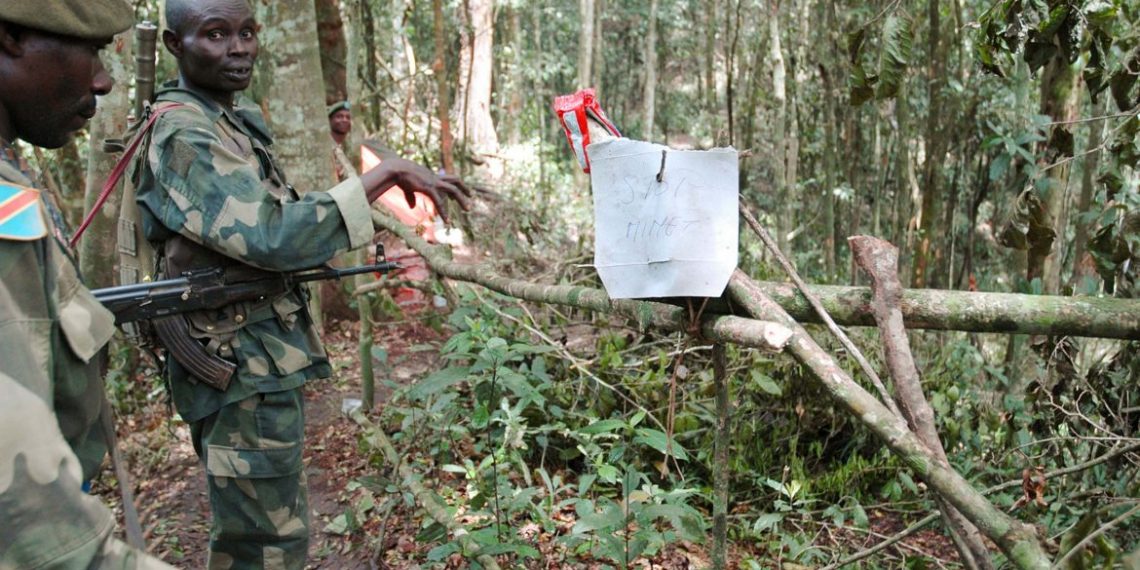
[92,261,399,391]
[94,262,400,325]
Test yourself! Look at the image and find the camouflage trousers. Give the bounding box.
[189,388,309,570]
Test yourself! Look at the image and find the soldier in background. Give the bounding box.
[131,0,471,567]
[0,1,178,567]
[328,99,355,182]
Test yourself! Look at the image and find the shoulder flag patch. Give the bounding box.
[0,182,47,241]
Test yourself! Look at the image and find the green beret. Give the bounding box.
[0,0,134,40]
[327,101,350,116]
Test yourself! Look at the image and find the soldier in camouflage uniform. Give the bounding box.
[133,0,471,567]
[0,1,177,567]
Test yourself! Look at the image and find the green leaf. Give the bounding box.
[323,513,350,535]
[751,370,783,396]
[753,512,784,533]
[899,471,919,494]
[577,419,627,435]
[406,366,470,401]
[875,13,913,100]
[634,428,689,461]
[471,403,490,429]
[572,502,625,534]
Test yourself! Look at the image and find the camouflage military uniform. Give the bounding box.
[133,85,374,569]
[0,151,174,569]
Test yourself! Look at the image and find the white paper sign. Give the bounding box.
[588,139,738,299]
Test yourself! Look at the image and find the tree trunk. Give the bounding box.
[642,0,659,140]
[254,1,335,194]
[79,30,132,288]
[592,0,606,96]
[462,0,498,155]
[578,0,595,89]
[1031,15,1082,294]
[504,5,524,145]
[314,0,347,103]
[727,271,1051,569]
[1069,97,1109,289]
[711,344,731,570]
[769,0,789,253]
[433,0,456,173]
[913,0,946,289]
[255,0,337,330]
[704,0,719,113]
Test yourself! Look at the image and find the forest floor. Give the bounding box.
[98,303,960,569]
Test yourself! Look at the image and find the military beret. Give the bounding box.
[327,101,351,116]
[0,0,134,40]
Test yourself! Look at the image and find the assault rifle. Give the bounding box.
[93,262,399,325]
[92,261,399,392]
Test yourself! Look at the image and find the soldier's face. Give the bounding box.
[329,109,351,136]
[0,26,113,149]
[165,0,258,105]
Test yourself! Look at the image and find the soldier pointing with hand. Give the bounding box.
[128,0,473,567]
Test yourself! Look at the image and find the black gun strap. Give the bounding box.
[152,315,236,392]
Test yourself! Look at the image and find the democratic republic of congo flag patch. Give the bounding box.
[0,182,47,241]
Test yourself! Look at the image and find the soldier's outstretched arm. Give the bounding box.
[0,372,177,569]
[138,111,376,272]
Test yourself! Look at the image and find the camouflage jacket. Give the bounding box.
[0,153,174,569]
[134,86,375,422]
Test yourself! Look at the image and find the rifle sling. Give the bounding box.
[152,315,236,392]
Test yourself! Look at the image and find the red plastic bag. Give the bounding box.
[553,88,621,173]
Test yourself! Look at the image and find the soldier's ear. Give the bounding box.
[161,29,182,58]
[0,22,26,58]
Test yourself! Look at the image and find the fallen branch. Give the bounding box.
[755,281,1140,340]
[351,410,503,570]
[727,270,1050,568]
[850,235,991,570]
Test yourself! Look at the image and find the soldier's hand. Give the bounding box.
[364,157,473,223]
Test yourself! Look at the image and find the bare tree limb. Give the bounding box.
[850,235,992,570]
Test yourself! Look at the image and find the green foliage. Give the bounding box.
[847,10,914,105]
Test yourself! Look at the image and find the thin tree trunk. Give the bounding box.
[79,30,133,288]
[711,344,731,570]
[505,5,524,145]
[578,0,595,89]
[705,0,719,113]
[1031,18,1082,294]
[642,0,659,140]
[432,0,455,173]
[1069,97,1109,288]
[913,0,945,289]
[462,0,498,155]
[592,0,606,96]
[769,0,789,253]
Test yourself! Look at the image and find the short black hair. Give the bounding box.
[165,0,253,35]
[164,0,196,35]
